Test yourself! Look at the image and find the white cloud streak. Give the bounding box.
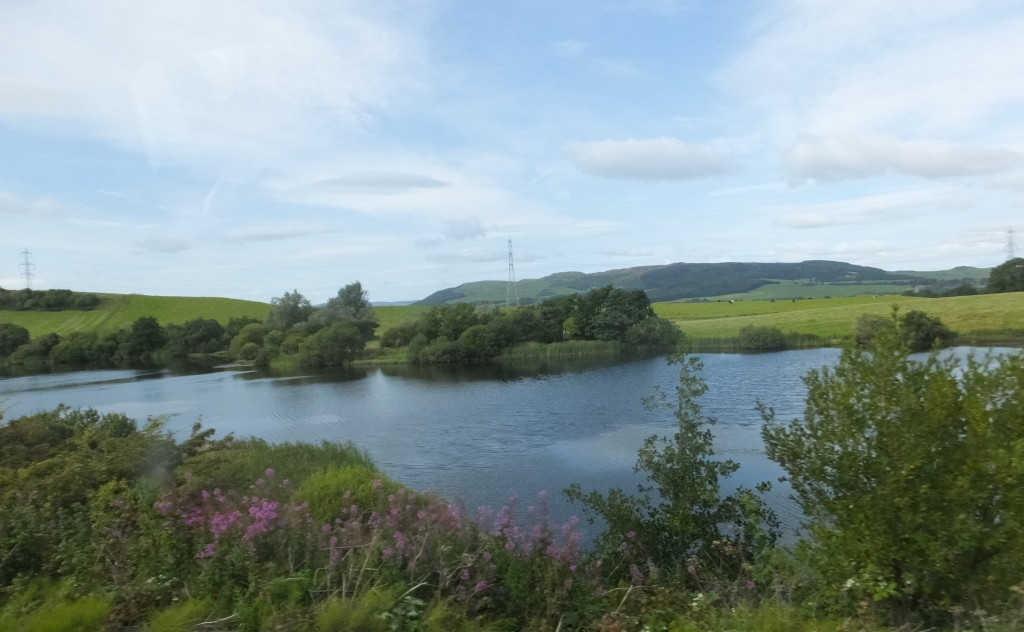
[566,137,733,180]
[785,135,1024,183]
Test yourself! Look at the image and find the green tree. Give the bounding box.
[299,322,364,368]
[0,323,30,358]
[266,290,314,330]
[566,354,775,584]
[126,316,166,357]
[898,309,954,351]
[986,257,1024,293]
[736,324,786,352]
[315,281,378,341]
[761,327,1024,622]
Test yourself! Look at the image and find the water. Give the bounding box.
[5,348,1000,535]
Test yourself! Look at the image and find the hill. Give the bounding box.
[417,260,989,305]
[0,293,270,338]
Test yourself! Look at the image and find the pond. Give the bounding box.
[2,347,1010,535]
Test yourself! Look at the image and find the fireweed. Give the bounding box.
[153,471,592,619]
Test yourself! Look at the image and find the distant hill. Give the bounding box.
[417,260,991,305]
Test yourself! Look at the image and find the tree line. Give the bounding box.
[383,285,682,363]
[0,287,100,311]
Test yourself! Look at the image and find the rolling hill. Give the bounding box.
[417,260,990,305]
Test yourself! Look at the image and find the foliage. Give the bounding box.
[293,465,401,522]
[267,289,315,330]
[0,322,30,357]
[736,325,787,352]
[299,321,366,367]
[0,287,100,311]
[392,286,679,364]
[164,318,227,357]
[566,353,777,591]
[898,309,955,350]
[986,257,1024,293]
[762,327,1024,623]
[316,281,378,341]
[856,309,955,351]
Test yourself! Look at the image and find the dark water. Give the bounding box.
[4,348,1010,534]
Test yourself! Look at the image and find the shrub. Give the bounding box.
[762,326,1024,623]
[293,465,400,522]
[737,325,787,352]
[0,323,29,357]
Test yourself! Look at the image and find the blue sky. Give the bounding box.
[1,0,1022,303]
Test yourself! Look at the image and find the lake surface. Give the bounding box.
[2,347,1012,535]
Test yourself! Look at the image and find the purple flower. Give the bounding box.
[264,468,275,478]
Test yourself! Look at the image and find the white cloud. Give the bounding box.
[134,237,191,253]
[444,217,486,241]
[0,0,431,177]
[785,135,1024,183]
[225,223,335,243]
[721,1,1024,140]
[566,137,733,180]
[311,171,449,192]
[0,190,63,216]
[773,188,972,229]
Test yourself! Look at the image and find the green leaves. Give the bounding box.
[763,327,1024,621]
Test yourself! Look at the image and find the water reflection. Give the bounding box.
[3,347,1016,538]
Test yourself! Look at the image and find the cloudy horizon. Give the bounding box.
[1,0,1021,303]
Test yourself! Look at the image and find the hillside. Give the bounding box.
[418,260,990,305]
[0,293,269,338]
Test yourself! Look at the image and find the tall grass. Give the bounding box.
[497,340,622,360]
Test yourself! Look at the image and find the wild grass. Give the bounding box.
[0,293,269,337]
[497,340,622,360]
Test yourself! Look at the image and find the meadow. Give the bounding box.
[0,294,270,338]
[654,292,1024,340]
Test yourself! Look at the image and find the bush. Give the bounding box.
[299,322,365,368]
[762,326,1024,623]
[737,325,787,352]
[0,323,29,358]
[566,353,777,589]
[293,465,400,522]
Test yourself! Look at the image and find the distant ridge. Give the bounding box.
[416,260,991,305]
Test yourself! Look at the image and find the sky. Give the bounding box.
[1,0,1022,304]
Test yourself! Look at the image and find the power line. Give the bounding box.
[506,237,519,307]
[1008,227,1017,261]
[19,249,35,289]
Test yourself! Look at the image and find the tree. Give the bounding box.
[126,316,166,356]
[762,326,1024,622]
[986,257,1024,293]
[299,322,365,368]
[315,281,377,341]
[267,290,314,330]
[0,323,30,358]
[899,309,954,351]
[566,354,775,585]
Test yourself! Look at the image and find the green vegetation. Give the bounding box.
[987,257,1024,293]
[0,293,269,338]
[383,286,682,364]
[4,328,1023,629]
[655,293,1024,342]
[0,286,100,311]
[762,317,1024,626]
[418,260,987,305]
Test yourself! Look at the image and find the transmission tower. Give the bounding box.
[506,237,519,307]
[1007,227,1017,261]
[19,249,35,289]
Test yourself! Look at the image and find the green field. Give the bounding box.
[0,294,270,337]
[705,280,915,301]
[654,292,1024,340]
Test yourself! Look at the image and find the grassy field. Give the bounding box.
[0,294,269,337]
[654,292,1024,340]
[705,280,915,301]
